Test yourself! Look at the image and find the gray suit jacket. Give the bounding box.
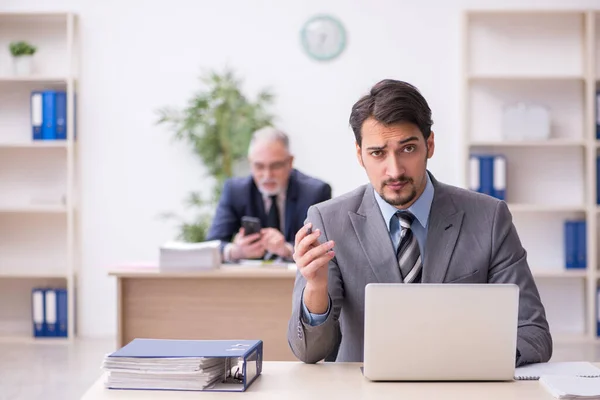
[287,173,552,367]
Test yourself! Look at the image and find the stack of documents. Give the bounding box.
[514,362,600,399]
[102,338,263,392]
[515,362,600,380]
[103,356,226,390]
[539,376,600,399]
[159,240,220,270]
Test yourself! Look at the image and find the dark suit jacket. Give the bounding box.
[206,169,332,252]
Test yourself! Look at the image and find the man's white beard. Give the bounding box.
[258,180,282,197]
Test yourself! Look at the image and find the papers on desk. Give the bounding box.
[102,338,263,392]
[103,356,226,391]
[539,376,600,399]
[514,362,600,399]
[159,240,220,271]
[515,362,600,380]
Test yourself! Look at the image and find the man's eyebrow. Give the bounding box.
[366,144,387,151]
[399,136,419,144]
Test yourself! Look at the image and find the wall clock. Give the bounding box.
[300,14,347,61]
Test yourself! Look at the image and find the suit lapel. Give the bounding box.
[284,171,299,241]
[422,177,465,283]
[349,186,402,283]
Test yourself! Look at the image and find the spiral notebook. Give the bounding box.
[515,362,600,380]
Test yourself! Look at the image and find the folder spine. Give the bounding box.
[565,221,577,269]
[32,288,46,337]
[57,288,68,337]
[31,91,43,140]
[493,155,506,201]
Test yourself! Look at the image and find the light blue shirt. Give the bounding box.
[302,174,435,326]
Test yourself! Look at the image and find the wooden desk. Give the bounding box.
[110,265,297,361]
[81,361,560,399]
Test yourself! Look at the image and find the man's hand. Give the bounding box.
[260,228,291,258]
[230,227,265,260]
[293,223,335,314]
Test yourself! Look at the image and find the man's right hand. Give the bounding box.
[231,228,265,260]
[293,223,335,314]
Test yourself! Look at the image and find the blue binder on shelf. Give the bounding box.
[576,221,587,270]
[32,288,46,337]
[596,89,600,139]
[105,339,263,392]
[597,286,600,337]
[469,154,506,200]
[597,156,600,205]
[55,91,67,140]
[56,288,68,337]
[45,289,57,337]
[42,90,57,140]
[30,91,43,140]
[493,155,506,200]
[564,220,586,270]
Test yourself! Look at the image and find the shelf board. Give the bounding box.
[531,270,587,278]
[0,204,67,214]
[0,141,68,149]
[0,270,67,278]
[507,204,586,213]
[0,76,70,83]
[470,139,585,147]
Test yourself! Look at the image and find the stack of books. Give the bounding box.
[159,240,221,270]
[102,339,263,392]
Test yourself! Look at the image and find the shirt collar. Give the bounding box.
[373,172,435,231]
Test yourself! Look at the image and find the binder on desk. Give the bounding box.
[102,339,263,392]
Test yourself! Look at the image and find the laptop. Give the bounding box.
[363,283,519,381]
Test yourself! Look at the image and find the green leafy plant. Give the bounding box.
[156,68,275,242]
[9,41,36,57]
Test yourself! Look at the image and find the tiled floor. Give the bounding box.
[0,338,599,400]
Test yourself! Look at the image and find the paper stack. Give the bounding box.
[539,376,600,399]
[159,240,221,270]
[103,355,226,391]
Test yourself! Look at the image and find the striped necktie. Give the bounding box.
[395,211,422,283]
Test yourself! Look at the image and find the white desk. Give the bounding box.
[81,361,560,399]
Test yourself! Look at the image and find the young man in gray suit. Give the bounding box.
[287,79,552,367]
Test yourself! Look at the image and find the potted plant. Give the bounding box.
[156,68,275,242]
[10,41,37,76]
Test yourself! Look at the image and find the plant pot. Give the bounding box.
[12,55,33,76]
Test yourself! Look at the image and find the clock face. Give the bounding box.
[301,15,346,61]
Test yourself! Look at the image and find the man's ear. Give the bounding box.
[426,132,435,159]
[355,142,364,167]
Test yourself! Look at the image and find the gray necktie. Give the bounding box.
[396,211,422,283]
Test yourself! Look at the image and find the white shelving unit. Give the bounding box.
[0,12,78,342]
[463,9,599,343]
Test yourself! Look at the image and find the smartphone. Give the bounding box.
[241,216,262,236]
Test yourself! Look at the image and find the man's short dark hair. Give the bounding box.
[349,79,433,146]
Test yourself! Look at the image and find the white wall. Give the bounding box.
[2,0,599,337]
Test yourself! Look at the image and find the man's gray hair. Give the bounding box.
[248,126,290,155]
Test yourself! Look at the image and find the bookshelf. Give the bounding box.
[0,12,78,342]
[462,9,599,344]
